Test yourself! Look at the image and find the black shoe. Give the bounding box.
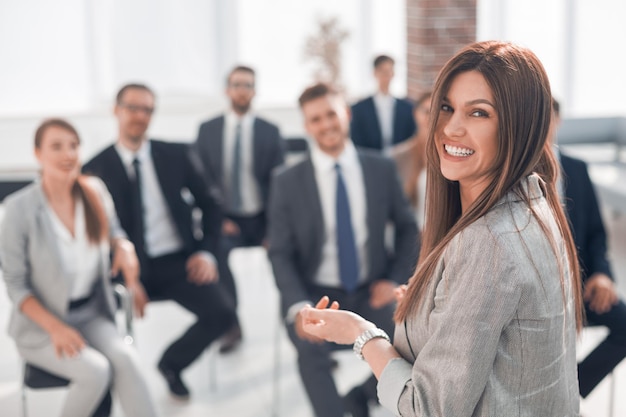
[158,362,190,400]
[91,390,112,417]
[343,386,370,417]
[219,323,243,354]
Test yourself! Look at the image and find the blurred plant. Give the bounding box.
[304,16,350,89]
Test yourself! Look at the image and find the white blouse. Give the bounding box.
[46,197,100,300]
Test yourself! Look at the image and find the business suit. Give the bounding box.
[84,140,236,373]
[0,179,155,416]
[378,175,579,416]
[350,96,416,151]
[560,152,626,397]
[268,147,419,417]
[195,115,284,311]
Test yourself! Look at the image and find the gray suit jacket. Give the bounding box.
[268,149,419,316]
[195,115,285,210]
[377,175,579,416]
[0,178,123,348]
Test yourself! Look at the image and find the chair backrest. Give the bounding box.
[283,137,309,166]
[557,117,625,145]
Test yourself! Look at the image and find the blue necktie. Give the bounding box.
[230,122,243,212]
[335,163,359,293]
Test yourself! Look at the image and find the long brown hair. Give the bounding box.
[35,118,108,244]
[394,41,583,331]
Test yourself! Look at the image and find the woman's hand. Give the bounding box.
[126,280,149,318]
[111,238,147,316]
[294,296,339,343]
[111,238,140,284]
[48,321,86,358]
[19,296,86,358]
[300,296,376,345]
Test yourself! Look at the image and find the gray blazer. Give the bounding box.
[268,150,419,316]
[377,175,579,416]
[0,178,123,348]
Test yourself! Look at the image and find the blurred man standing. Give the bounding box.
[350,55,416,152]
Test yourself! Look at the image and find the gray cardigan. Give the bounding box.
[378,174,580,416]
[0,178,125,348]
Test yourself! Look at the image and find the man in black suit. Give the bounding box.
[195,65,285,353]
[551,99,626,398]
[84,84,236,400]
[268,83,419,417]
[350,55,416,152]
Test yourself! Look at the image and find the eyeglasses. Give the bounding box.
[228,82,254,90]
[118,102,155,115]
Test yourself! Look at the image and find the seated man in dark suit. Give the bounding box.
[350,55,416,152]
[551,99,626,398]
[195,65,285,353]
[268,83,419,417]
[84,83,237,400]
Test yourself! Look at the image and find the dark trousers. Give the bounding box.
[286,284,396,417]
[217,212,266,310]
[141,251,236,372]
[578,299,626,397]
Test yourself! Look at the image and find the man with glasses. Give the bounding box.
[84,83,236,400]
[195,66,285,353]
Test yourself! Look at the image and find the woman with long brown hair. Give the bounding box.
[298,41,582,416]
[1,119,157,416]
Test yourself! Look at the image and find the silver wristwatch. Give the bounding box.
[353,328,390,360]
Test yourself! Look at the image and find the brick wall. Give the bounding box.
[406,0,477,99]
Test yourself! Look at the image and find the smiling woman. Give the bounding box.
[0,118,157,416]
[299,41,584,417]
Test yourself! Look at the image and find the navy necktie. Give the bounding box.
[131,158,146,259]
[230,122,243,212]
[335,163,359,293]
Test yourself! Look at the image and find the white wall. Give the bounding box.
[2,0,626,171]
[0,0,407,170]
[478,0,626,117]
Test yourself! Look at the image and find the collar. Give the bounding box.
[225,110,254,126]
[115,139,151,167]
[32,179,47,212]
[501,173,546,205]
[310,140,359,173]
[374,91,394,102]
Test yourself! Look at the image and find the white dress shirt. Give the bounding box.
[311,140,369,286]
[223,111,262,215]
[115,141,185,258]
[373,92,396,151]
[46,197,100,300]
